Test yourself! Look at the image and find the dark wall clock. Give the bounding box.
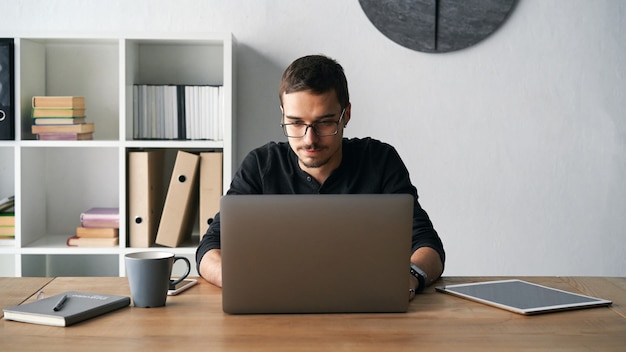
[359,0,518,53]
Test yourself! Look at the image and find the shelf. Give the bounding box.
[18,140,121,148]
[21,234,121,254]
[18,38,120,142]
[123,140,225,149]
[0,244,17,252]
[4,33,235,277]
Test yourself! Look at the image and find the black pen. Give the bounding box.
[53,295,68,312]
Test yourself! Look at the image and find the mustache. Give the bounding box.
[301,144,322,150]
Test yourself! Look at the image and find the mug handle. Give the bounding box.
[169,256,191,287]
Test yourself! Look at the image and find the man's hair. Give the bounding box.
[279,55,350,109]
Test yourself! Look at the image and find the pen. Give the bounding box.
[53,295,68,312]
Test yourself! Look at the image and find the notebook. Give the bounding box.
[436,279,612,315]
[3,291,130,327]
[220,194,414,314]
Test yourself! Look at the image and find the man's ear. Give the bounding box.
[343,103,351,127]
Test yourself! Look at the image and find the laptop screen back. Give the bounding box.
[220,194,414,314]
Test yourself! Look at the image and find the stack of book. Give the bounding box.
[0,195,15,245]
[67,207,119,247]
[31,96,95,140]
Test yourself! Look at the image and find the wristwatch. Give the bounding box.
[410,263,427,293]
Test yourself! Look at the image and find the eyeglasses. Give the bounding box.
[280,109,345,138]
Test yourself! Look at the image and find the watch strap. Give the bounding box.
[410,263,427,293]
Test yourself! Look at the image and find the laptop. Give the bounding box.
[220,194,414,314]
[436,279,612,315]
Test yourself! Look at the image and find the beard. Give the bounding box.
[297,143,332,168]
[299,156,331,168]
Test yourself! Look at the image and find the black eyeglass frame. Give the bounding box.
[280,108,346,138]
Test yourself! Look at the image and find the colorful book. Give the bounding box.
[32,96,85,109]
[0,226,15,237]
[0,212,14,226]
[66,236,120,247]
[33,117,87,125]
[32,108,86,118]
[66,236,119,247]
[79,220,119,228]
[76,226,119,238]
[80,207,120,228]
[37,132,93,140]
[31,122,94,134]
[3,291,130,327]
[80,207,119,220]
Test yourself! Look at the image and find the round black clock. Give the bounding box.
[359,0,518,53]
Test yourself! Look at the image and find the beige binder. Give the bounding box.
[199,152,223,237]
[128,150,165,247]
[155,150,200,247]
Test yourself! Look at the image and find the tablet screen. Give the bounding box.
[436,279,612,315]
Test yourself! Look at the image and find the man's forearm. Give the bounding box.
[199,249,223,287]
[410,246,444,288]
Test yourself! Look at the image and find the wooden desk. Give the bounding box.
[0,277,53,313]
[1,277,625,351]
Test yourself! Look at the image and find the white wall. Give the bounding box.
[1,0,624,277]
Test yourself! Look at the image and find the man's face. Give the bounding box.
[281,90,350,178]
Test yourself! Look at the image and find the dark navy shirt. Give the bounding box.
[196,137,445,271]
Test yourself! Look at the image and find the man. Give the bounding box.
[196,55,444,299]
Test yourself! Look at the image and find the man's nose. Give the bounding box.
[302,124,319,143]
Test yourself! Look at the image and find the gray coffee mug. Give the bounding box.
[125,251,191,307]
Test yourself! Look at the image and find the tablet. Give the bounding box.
[436,279,612,315]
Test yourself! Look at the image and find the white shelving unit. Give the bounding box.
[0,33,236,277]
